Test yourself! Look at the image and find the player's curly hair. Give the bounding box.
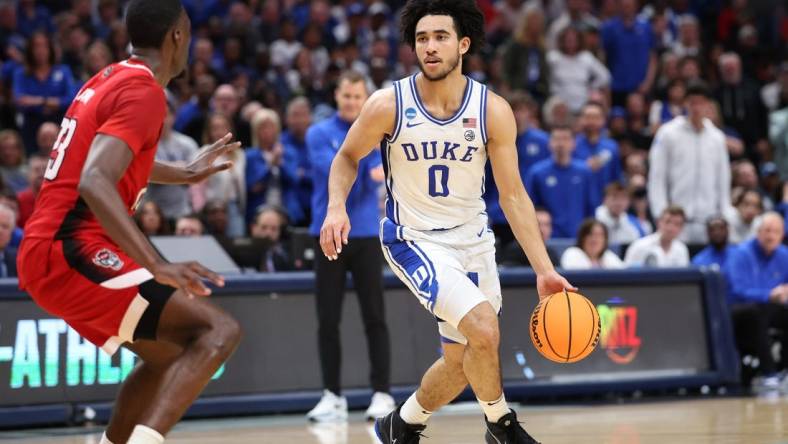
[400,0,486,54]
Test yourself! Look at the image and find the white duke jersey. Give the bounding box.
[381,75,489,231]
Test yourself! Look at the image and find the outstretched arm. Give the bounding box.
[150,133,240,184]
[320,88,396,259]
[79,135,223,295]
[486,92,576,298]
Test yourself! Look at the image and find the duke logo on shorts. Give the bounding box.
[379,75,501,345]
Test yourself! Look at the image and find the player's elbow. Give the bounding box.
[498,187,528,212]
[77,169,106,200]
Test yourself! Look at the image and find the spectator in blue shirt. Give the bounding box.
[692,217,735,268]
[12,32,75,152]
[526,125,597,238]
[306,70,392,422]
[17,0,54,38]
[724,213,788,390]
[182,0,230,27]
[281,96,313,227]
[575,102,623,207]
[602,0,657,106]
[0,3,22,57]
[484,91,549,246]
[245,107,301,226]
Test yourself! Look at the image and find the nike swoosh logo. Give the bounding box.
[406,121,423,128]
[477,227,485,237]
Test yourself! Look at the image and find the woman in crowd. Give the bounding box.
[648,79,685,134]
[245,107,301,227]
[134,201,170,237]
[547,26,610,113]
[727,188,764,244]
[12,31,75,152]
[500,5,550,103]
[561,219,625,269]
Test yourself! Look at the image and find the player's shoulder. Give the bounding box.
[352,86,397,137]
[483,89,511,112]
[365,86,397,117]
[483,89,517,134]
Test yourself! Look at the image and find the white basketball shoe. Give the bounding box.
[307,390,348,422]
[364,392,396,420]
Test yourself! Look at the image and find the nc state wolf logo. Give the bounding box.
[93,248,124,271]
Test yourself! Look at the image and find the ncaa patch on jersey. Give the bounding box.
[405,107,417,120]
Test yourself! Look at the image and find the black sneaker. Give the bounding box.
[484,410,541,444]
[374,405,426,444]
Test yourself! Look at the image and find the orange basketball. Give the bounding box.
[530,291,601,363]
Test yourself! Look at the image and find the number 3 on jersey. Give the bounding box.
[428,165,449,197]
[44,117,77,180]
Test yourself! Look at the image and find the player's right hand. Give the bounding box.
[153,262,225,297]
[320,207,351,261]
[536,270,578,301]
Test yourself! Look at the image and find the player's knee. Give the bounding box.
[214,316,242,358]
[197,315,242,362]
[466,322,499,352]
[459,303,499,351]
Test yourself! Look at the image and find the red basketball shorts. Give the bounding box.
[17,237,174,355]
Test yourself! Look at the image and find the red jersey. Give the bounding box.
[24,59,166,243]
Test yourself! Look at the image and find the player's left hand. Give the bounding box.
[184,132,242,184]
[536,270,577,301]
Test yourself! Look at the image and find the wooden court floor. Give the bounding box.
[1,397,786,444]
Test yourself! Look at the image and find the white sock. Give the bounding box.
[127,425,164,444]
[99,432,114,444]
[399,392,432,425]
[479,393,510,422]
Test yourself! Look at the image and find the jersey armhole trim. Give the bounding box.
[480,84,489,146]
[386,81,403,143]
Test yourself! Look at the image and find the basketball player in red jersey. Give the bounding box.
[17,1,241,443]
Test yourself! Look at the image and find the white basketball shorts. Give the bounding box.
[379,214,502,345]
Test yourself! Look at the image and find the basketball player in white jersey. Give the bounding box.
[320,1,575,442]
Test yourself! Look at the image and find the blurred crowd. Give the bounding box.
[0,0,786,275]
